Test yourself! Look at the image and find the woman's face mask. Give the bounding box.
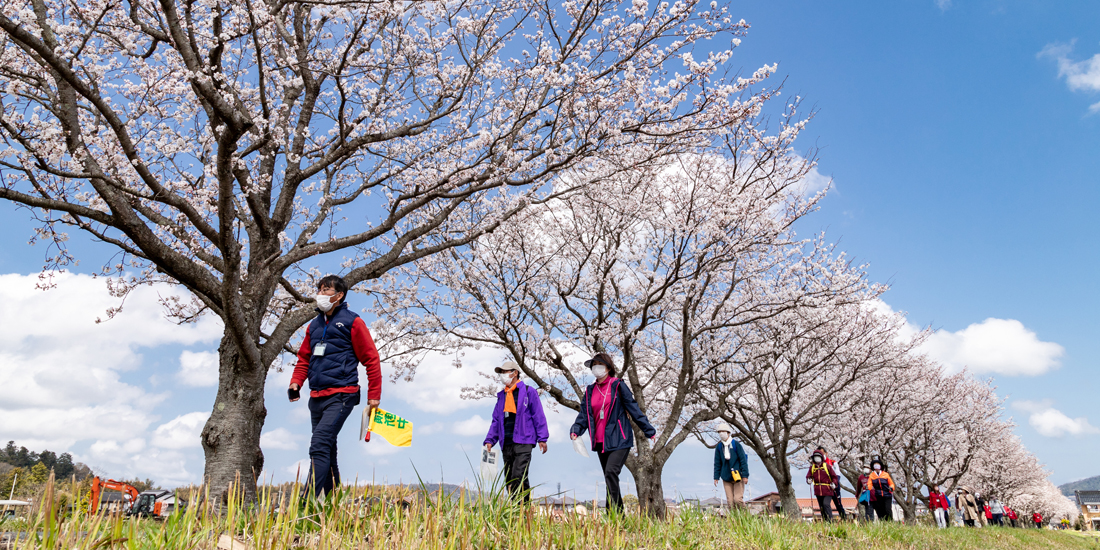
[591,364,608,379]
[500,372,515,385]
[873,464,882,472]
[719,432,730,442]
[813,456,822,464]
[863,467,871,475]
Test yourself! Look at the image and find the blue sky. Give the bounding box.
[0,0,1097,502]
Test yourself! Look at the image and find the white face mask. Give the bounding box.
[719,432,730,442]
[863,468,871,474]
[315,293,335,312]
[813,457,822,464]
[500,372,515,385]
[591,365,608,379]
[873,464,882,471]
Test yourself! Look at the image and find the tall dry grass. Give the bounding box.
[2,472,1097,550]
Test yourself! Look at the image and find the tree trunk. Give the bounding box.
[760,454,801,520]
[777,479,800,520]
[899,497,917,524]
[200,333,267,503]
[626,452,667,519]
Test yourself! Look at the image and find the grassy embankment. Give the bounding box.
[2,475,1098,549]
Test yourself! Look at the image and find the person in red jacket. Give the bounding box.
[289,275,382,499]
[928,485,950,528]
[814,446,848,520]
[806,449,840,522]
[1032,511,1043,529]
[1005,506,1018,527]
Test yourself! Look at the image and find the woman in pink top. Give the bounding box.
[570,353,657,512]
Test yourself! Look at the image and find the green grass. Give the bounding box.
[2,475,1098,549]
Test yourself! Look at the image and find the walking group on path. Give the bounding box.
[286,275,1062,526]
[288,275,656,512]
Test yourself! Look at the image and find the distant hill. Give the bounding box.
[1059,475,1100,497]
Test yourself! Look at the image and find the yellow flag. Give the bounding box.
[364,407,413,447]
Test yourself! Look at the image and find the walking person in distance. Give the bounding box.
[865,457,895,522]
[713,422,749,510]
[807,449,840,522]
[484,361,549,503]
[570,353,657,513]
[815,446,847,520]
[928,485,950,528]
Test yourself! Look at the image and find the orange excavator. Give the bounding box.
[89,476,182,518]
[89,477,139,514]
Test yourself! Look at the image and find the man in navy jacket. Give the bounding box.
[289,275,382,498]
[484,361,549,502]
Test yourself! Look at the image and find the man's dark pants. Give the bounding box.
[502,442,534,502]
[596,444,629,511]
[307,391,360,498]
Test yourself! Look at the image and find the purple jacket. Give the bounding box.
[484,381,549,447]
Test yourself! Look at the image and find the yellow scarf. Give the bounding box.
[504,381,518,414]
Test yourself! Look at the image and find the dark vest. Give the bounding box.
[306,303,361,390]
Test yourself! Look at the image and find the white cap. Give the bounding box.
[494,361,520,374]
[715,421,733,434]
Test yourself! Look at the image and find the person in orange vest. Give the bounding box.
[865,457,896,521]
[806,449,840,522]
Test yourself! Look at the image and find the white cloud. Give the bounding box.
[1014,401,1100,438]
[1039,42,1100,114]
[418,422,446,436]
[177,351,219,387]
[796,165,831,197]
[0,272,221,452]
[388,347,504,413]
[919,318,1063,376]
[260,427,301,451]
[452,414,491,437]
[151,412,209,449]
[284,459,311,480]
[935,0,952,10]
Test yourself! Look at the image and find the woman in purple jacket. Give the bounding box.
[484,361,549,502]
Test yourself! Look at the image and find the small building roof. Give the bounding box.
[749,492,781,502]
[1075,490,1100,506]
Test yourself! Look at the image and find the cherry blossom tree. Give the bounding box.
[381,108,866,517]
[820,355,1075,525]
[719,300,921,519]
[825,367,1005,523]
[963,429,1077,523]
[0,0,759,500]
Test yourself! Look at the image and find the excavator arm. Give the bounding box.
[89,477,140,514]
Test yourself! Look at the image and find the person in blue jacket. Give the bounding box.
[713,422,750,510]
[569,353,657,512]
